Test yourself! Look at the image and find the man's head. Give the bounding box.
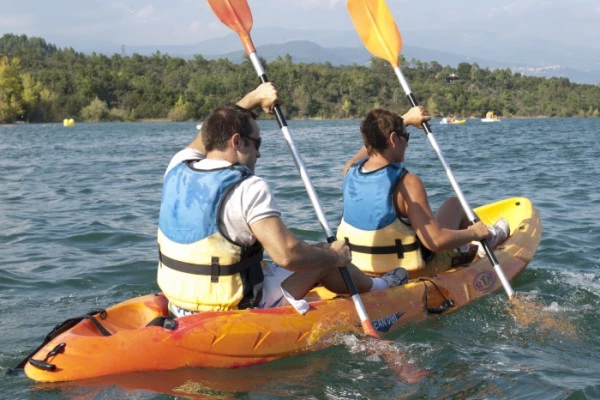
[360,109,409,157]
[202,104,258,151]
[202,104,262,170]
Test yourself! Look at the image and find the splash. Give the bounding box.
[304,314,427,383]
[305,312,360,348]
[358,336,428,384]
[172,380,229,399]
[508,292,577,339]
[314,330,428,384]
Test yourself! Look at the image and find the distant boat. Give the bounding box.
[481,111,500,122]
[440,117,466,125]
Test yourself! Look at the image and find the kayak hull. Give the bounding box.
[440,119,466,125]
[23,197,541,382]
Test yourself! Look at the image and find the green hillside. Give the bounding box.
[1,34,599,123]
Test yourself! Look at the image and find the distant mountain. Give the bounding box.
[123,28,365,56]
[209,40,364,65]
[402,29,600,71]
[203,40,500,68]
[97,28,600,85]
[511,65,600,85]
[209,41,600,85]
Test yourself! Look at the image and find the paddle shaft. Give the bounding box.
[393,66,515,298]
[244,53,380,334]
[247,58,332,235]
[207,0,386,335]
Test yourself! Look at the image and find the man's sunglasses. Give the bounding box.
[243,136,262,150]
[395,130,410,143]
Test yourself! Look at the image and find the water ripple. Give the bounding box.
[1,119,599,398]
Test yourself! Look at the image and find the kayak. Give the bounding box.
[482,111,501,122]
[21,197,540,382]
[440,118,466,125]
[21,197,541,382]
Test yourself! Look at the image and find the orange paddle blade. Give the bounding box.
[347,0,402,67]
[206,0,256,54]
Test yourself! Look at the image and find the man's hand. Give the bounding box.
[402,106,431,128]
[329,239,352,267]
[237,82,282,113]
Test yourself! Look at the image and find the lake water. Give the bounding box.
[1,117,599,399]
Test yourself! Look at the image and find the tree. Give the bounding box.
[168,95,194,121]
[292,85,311,118]
[81,97,109,121]
[3,35,600,122]
[426,97,439,117]
[0,56,24,122]
[457,62,472,79]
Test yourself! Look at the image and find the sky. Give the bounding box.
[2,0,600,52]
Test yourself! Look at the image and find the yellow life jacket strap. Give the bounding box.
[344,237,420,259]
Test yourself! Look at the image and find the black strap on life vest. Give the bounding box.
[158,251,263,279]
[344,237,420,259]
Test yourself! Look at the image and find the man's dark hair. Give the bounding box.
[202,104,258,152]
[360,109,404,155]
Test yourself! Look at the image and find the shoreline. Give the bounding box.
[2,115,597,125]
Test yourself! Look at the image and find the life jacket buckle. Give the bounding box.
[211,257,220,283]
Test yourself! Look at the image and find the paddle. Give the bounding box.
[347,0,516,299]
[206,0,381,337]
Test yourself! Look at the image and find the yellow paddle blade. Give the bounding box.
[347,0,402,67]
[206,0,256,53]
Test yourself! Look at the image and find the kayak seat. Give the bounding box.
[305,285,344,302]
[145,316,177,330]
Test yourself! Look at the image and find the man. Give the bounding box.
[337,107,509,278]
[157,83,407,316]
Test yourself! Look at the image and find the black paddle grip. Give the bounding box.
[257,73,288,128]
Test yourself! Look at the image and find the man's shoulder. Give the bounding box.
[165,148,205,175]
[231,174,281,224]
[239,174,271,192]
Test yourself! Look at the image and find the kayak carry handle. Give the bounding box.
[28,342,66,372]
[28,358,57,372]
[426,299,455,315]
[420,278,455,315]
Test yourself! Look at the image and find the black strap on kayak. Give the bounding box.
[419,278,455,315]
[5,308,109,376]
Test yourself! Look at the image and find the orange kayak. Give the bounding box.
[22,197,541,382]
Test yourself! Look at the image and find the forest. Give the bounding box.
[1,33,599,123]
